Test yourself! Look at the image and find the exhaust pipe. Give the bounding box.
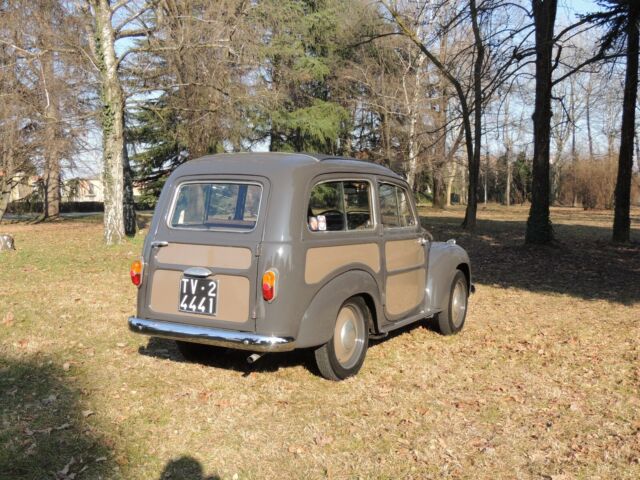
[247,353,264,364]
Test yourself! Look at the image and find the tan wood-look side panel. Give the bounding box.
[385,238,425,272]
[150,270,249,323]
[305,243,380,284]
[385,268,426,316]
[156,244,252,269]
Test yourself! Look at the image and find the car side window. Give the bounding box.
[308,180,373,232]
[379,182,416,228]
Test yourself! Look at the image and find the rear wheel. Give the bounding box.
[314,297,370,381]
[436,270,468,335]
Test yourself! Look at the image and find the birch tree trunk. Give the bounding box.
[446,160,457,207]
[403,11,427,191]
[506,158,512,206]
[503,98,513,206]
[87,0,128,244]
[405,49,426,191]
[585,80,594,159]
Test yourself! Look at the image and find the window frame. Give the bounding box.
[377,180,418,230]
[167,180,264,233]
[306,177,377,234]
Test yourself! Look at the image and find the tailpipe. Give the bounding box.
[247,353,264,364]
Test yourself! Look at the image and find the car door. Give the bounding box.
[140,175,269,332]
[377,180,428,321]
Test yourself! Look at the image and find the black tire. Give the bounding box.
[176,341,226,363]
[436,270,468,335]
[314,297,370,381]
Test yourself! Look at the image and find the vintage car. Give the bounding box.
[128,152,472,380]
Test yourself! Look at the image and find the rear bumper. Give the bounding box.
[128,317,296,352]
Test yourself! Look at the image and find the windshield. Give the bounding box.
[170,182,262,231]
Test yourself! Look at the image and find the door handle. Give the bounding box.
[183,267,213,278]
[151,241,168,248]
[418,237,428,246]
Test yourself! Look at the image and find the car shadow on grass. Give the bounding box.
[0,356,115,479]
[159,456,221,480]
[422,215,640,305]
[139,319,441,379]
[139,337,315,377]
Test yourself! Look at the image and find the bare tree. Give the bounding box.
[0,0,87,221]
[75,0,153,244]
[382,0,525,229]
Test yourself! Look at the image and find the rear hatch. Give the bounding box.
[141,176,269,332]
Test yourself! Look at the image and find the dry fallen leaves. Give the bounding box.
[2,311,15,326]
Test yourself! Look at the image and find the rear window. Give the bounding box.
[170,182,262,231]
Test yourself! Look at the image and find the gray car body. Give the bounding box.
[129,152,471,351]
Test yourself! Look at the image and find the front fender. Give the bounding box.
[295,270,381,348]
[427,242,471,313]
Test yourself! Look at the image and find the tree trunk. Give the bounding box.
[123,150,136,236]
[483,165,488,205]
[585,81,594,159]
[462,0,484,230]
[526,0,557,245]
[446,160,457,207]
[612,4,639,243]
[506,158,512,206]
[432,168,447,208]
[405,31,426,191]
[503,98,512,207]
[41,49,61,220]
[90,0,129,244]
[0,176,10,222]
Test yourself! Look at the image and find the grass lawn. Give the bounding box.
[1,205,639,479]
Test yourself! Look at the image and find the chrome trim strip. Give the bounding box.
[128,317,296,352]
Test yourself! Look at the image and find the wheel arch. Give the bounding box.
[427,242,471,312]
[295,270,382,348]
[457,262,471,294]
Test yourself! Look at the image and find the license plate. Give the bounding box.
[178,277,218,316]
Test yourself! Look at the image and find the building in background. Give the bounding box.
[62,177,104,203]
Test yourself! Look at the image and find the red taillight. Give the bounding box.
[262,270,277,302]
[130,260,143,287]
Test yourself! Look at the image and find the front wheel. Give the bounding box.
[436,270,468,335]
[314,297,370,381]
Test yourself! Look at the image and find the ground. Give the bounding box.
[0,205,639,479]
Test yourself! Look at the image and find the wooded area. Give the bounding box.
[0,0,638,244]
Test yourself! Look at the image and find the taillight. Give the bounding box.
[262,269,277,302]
[130,260,143,287]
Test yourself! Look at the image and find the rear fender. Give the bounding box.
[296,270,381,348]
[427,242,471,313]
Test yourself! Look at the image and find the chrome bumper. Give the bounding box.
[128,317,296,352]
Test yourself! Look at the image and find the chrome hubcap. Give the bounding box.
[334,305,365,369]
[451,280,467,327]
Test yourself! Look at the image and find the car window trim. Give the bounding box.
[167,180,264,233]
[377,180,418,230]
[306,177,377,234]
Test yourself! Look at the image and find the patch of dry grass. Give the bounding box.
[1,206,639,479]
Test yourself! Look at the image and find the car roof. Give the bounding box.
[173,152,405,182]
